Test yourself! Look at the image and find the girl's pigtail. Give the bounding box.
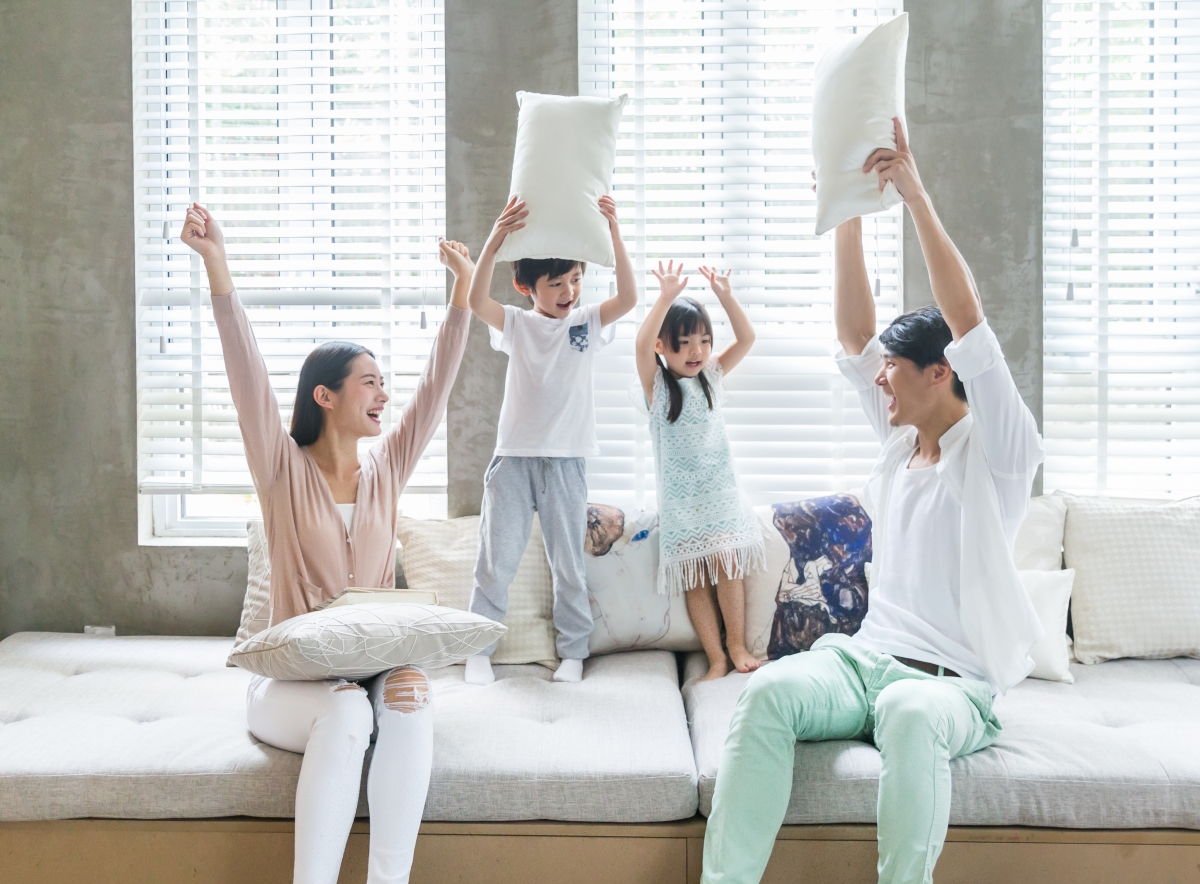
[657,355,686,423]
[697,370,714,413]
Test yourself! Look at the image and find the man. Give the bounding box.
[700,119,1045,884]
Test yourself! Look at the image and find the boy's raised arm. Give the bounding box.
[467,196,527,332]
[598,195,638,327]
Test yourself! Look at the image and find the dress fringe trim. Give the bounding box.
[658,539,767,597]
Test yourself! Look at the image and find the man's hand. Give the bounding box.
[699,265,734,302]
[437,239,474,279]
[599,194,621,239]
[863,118,926,205]
[180,203,225,264]
[651,260,689,301]
[482,196,528,255]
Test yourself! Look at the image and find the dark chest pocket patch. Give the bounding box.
[569,323,589,352]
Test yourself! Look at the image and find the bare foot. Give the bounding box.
[730,647,761,674]
[700,657,732,682]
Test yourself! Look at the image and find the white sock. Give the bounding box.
[463,654,494,686]
[553,658,583,683]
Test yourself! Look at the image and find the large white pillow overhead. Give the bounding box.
[812,13,909,235]
[495,91,627,267]
[227,603,506,680]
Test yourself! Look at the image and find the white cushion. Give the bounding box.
[1013,494,1068,570]
[398,514,557,665]
[1064,496,1200,664]
[1021,569,1075,683]
[684,652,1200,828]
[584,504,700,654]
[742,497,873,662]
[226,604,505,680]
[812,13,909,235]
[232,520,271,648]
[494,91,627,267]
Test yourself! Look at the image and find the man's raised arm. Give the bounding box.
[863,119,984,341]
[833,217,876,356]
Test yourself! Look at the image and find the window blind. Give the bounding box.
[1044,1,1200,498]
[133,0,447,497]
[579,0,903,508]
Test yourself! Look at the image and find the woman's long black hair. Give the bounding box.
[657,297,715,423]
[289,341,375,447]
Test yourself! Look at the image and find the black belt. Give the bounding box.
[894,656,960,679]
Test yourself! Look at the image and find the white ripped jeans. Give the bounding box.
[246,667,433,884]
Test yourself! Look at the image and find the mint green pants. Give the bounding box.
[701,633,1000,884]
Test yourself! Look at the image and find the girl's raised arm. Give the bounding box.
[701,266,755,375]
[634,260,689,407]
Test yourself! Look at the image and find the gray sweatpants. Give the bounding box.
[469,455,592,660]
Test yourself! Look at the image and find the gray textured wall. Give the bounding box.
[902,0,1043,426]
[0,0,248,637]
[0,0,1044,637]
[444,0,579,517]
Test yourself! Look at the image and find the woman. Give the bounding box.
[181,203,496,884]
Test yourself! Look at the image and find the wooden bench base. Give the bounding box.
[3,818,1199,883]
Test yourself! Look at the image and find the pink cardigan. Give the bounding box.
[213,292,470,625]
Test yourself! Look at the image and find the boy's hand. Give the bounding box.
[699,265,734,300]
[438,239,474,278]
[483,196,528,253]
[863,118,926,205]
[599,194,620,237]
[180,203,225,263]
[650,259,688,300]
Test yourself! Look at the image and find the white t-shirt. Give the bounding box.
[336,503,354,530]
[490,302,615,457]
[851,460,987,682]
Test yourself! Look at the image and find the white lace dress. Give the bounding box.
[647,360,765,595]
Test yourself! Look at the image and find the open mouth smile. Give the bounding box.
[367,408,382,424]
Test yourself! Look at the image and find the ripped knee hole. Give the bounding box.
[383,668,431,713]
[333,680,366,694]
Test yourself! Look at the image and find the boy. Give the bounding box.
[463,194,637,684]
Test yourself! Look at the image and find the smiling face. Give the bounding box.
[656,326,713,378]
[318,353,390,439]
[875,349,954,428]
[515,264,583,319]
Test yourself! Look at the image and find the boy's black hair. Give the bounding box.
[657,296,715,423]
[512,257,586,292]
[878,305,967,401]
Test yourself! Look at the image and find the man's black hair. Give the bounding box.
[878,305,967,401]
[512,257,586,292]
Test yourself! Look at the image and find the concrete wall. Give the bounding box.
[0,0,248,636]
[902,0,1043,428]
[444,0,579,517]
[0,0,1044,637]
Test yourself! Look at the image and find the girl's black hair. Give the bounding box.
[657,297,715,423]
[878,305,967,401]
[290,341,375,447]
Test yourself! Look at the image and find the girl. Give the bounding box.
[635,260,766,681]
[181,203,478,884]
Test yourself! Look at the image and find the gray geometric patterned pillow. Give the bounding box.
[227,603,506,680]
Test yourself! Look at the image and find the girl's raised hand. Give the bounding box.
[438,239,474,278]
[650,259,688,300]
[180,203,225,263]
[699,265,734,300]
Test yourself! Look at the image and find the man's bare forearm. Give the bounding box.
[906,194,983,340]
[834,218,875,356]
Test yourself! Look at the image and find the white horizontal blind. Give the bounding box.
[133,0,447,496]
[1044,1,1200,497]
[579,0,903,508]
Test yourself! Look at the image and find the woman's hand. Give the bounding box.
[438,239,474,279]
[650,259,688,300]
[482,196,527,255]
[180,203,226,264]
[699,265,734,301]
[863,118,926,205]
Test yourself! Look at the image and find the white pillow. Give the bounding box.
[397,514,557,665]
[812,13,909,235]
[1013,494,1068,571]
[233,520,271,647]
[584,504,700,654]
[1019,569,1075,683]
[1064,496,1200,664]
[495,91,627,267]
[227,604,505,680]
